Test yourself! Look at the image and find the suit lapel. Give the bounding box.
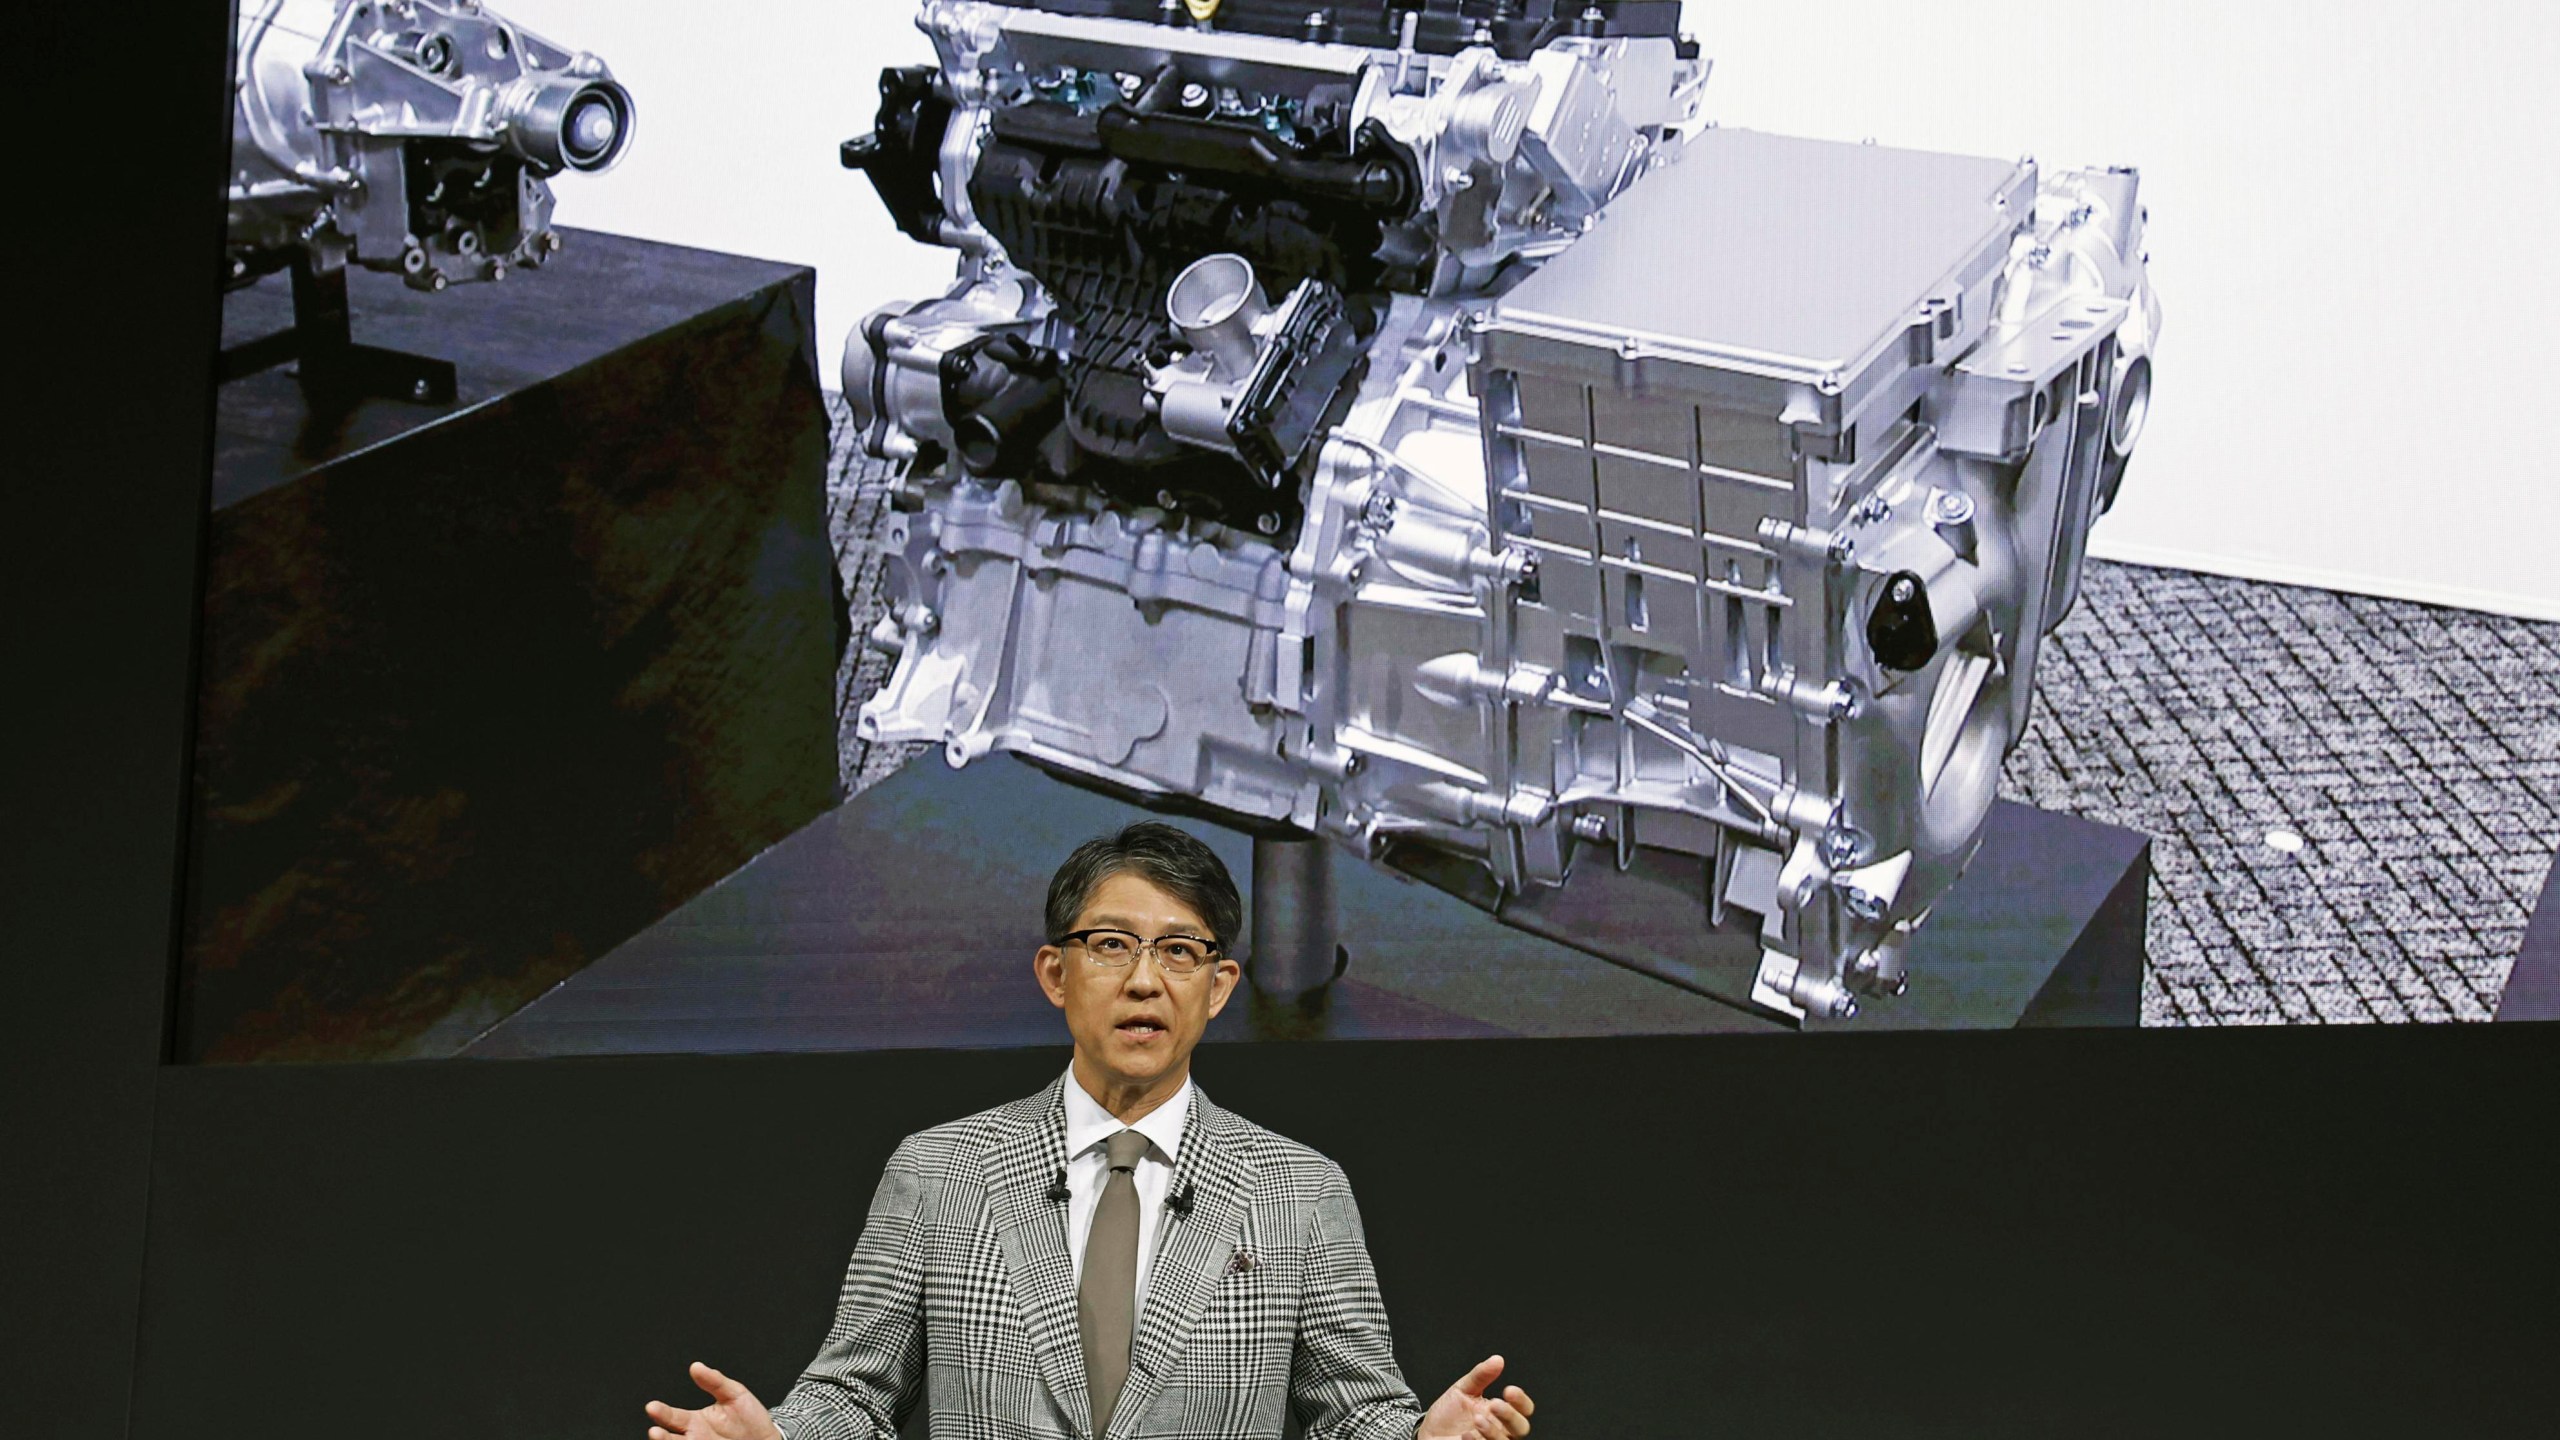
[984,1077,1091,1437]
[1108,1086,1260,1440]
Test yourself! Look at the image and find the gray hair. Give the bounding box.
[1044,821,1243,949]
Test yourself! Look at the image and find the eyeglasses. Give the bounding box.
[1055,928,1223,974]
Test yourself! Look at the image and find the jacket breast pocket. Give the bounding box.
[1185,1240,1298,1390]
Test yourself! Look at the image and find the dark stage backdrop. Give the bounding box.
[5,7,231,1440]
[13,8,2560,1440]
[133,1026,2557,1438]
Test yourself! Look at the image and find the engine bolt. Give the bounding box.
[1572,814,1609,843]
[1931,491,1976,525]
[1890,576,1918,605]
[1180,82,1210,110]
[1256,513,1282,535]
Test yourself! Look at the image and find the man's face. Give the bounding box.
[1036,868,1241,1100]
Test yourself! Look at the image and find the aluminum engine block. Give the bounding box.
[847,0,2159,1024]
[229,0,634,290]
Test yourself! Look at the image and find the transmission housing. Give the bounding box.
[229,0,635,291]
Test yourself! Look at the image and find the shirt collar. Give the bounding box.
[1063,1068,1192,1167]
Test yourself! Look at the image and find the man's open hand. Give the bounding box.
[645,1361,780,1440]
[1418,1354,1533,1440]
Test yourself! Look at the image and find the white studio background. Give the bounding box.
[503,0,2560,620]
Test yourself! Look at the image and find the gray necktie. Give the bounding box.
[1078,1129,1152,1439]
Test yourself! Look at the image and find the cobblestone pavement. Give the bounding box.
[828,402,2560,1024]
[828,417,927,796]
[2003,562,2560,1024]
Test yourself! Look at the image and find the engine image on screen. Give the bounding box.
[845,0,2160,1024]
[228,0,635,292]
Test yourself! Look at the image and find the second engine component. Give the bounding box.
[228,0,635,292]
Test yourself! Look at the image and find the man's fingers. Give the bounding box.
[1452,1354,1505,1397]
[643,1401,692,1432]
[690,1361,747,1404]
[1504,1385,1535,1417]
[1488,1398,1532,1437]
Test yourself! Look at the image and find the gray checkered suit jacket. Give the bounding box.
[769,1076,1424,1440]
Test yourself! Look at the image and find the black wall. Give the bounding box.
[6,6,229,1438]
[11,7,2558,1440]
[119,1028,2560,1438]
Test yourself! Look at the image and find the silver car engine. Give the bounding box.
[228,0,634,292]
[846,0,2159,1024]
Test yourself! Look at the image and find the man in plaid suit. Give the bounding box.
[646,822,1534,1440]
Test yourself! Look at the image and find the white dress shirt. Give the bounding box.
[1061,1069,1192,1309]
